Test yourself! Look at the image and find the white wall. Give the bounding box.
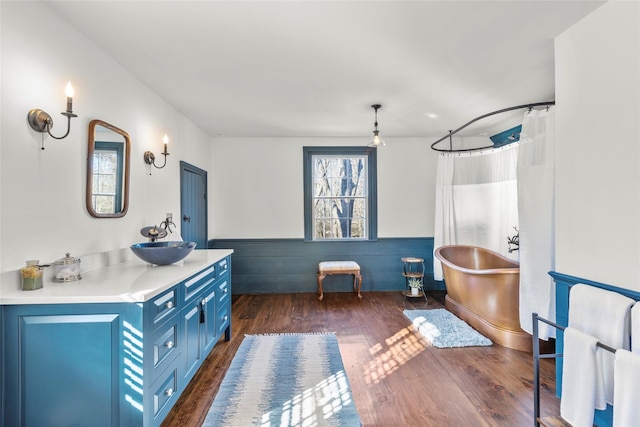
[555,1,640,289]
[0,2,534,277]
[209,137,439,238]
[0,2,211,274]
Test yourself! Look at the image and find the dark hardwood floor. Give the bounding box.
[161,291,560,426]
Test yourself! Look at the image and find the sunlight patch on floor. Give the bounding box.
[412,316,441,342]
[259,370,354,427]
[364,327,427,385]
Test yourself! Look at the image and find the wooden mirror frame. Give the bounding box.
[86,119,131,218]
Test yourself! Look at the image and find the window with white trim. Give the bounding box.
[303,146,377,241]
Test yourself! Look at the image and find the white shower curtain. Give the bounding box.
[517,107,556,339]
[433,144,520,281]
[432,107,556,340]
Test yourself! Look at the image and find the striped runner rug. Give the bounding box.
[202,332,361,427]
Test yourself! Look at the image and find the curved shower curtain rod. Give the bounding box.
[430,101,555,153]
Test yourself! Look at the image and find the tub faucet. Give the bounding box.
[507,226,519,253]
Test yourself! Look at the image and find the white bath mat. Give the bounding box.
[404,309,492,348]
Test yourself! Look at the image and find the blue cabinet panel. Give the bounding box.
[182,303,202,383]
[3,308,124,427]
[201,287,217,354]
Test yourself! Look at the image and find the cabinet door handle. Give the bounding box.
[165,341,174,349]
[165,388,174,397]
[222,315,228,322]
[183,215,191,223]
[165,301,174,309]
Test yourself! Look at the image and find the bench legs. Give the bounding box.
[317,272,326,301]
[317,269,362,301]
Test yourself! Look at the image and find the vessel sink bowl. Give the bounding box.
[130,241,197,265]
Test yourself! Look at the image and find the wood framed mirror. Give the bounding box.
[86,119,131,218]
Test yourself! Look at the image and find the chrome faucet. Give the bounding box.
[140,214,175,242]
[160,213,176,234]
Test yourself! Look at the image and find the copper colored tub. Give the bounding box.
[435,245,531,352]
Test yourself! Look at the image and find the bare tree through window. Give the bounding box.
[312,155,367,239]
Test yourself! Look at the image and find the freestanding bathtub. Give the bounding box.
[434,245,532,352]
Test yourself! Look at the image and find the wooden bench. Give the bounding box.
[317,261,362,301]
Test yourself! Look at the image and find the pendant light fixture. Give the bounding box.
[368,104,385,147]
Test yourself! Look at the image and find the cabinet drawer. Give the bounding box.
[216,257,229,278]
[183,265,216,303]
[217,304,230,337]
[150,316,179,376]
[151,366,179,421]
[216,279,230,305]
[149,288,178,329]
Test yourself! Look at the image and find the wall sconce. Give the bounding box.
[144,134,170,174]
[368,104,386,147]
[27,81,77,150]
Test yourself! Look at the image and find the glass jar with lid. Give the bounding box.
[53,252,82,282]
[21,260,43,291]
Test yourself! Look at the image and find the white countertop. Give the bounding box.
[0,249,233,305]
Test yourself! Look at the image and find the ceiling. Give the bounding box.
[46,1,605,142]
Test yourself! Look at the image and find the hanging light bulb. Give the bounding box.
[368,104,386,147]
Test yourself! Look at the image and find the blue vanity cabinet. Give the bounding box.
[1,255,232,427]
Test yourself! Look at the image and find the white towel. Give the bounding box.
[561,327,600,427]
[632,303,640,355]
[569,284,634,405]
[613,349,640,426]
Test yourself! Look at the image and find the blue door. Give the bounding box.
[180,161,208,249]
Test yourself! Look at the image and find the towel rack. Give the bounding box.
[532,313,616,427]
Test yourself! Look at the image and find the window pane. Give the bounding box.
[313,217,366,239]
[95,195,115,214]
[314,219,331,239]
[352,199,366,219]
[98,152,117,174]
[350,219,366,238]
[98,175,116,194]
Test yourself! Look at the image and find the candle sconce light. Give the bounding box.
[144,134,170,174]
[27,81,77,149]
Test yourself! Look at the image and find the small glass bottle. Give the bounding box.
[21,260,43,291]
